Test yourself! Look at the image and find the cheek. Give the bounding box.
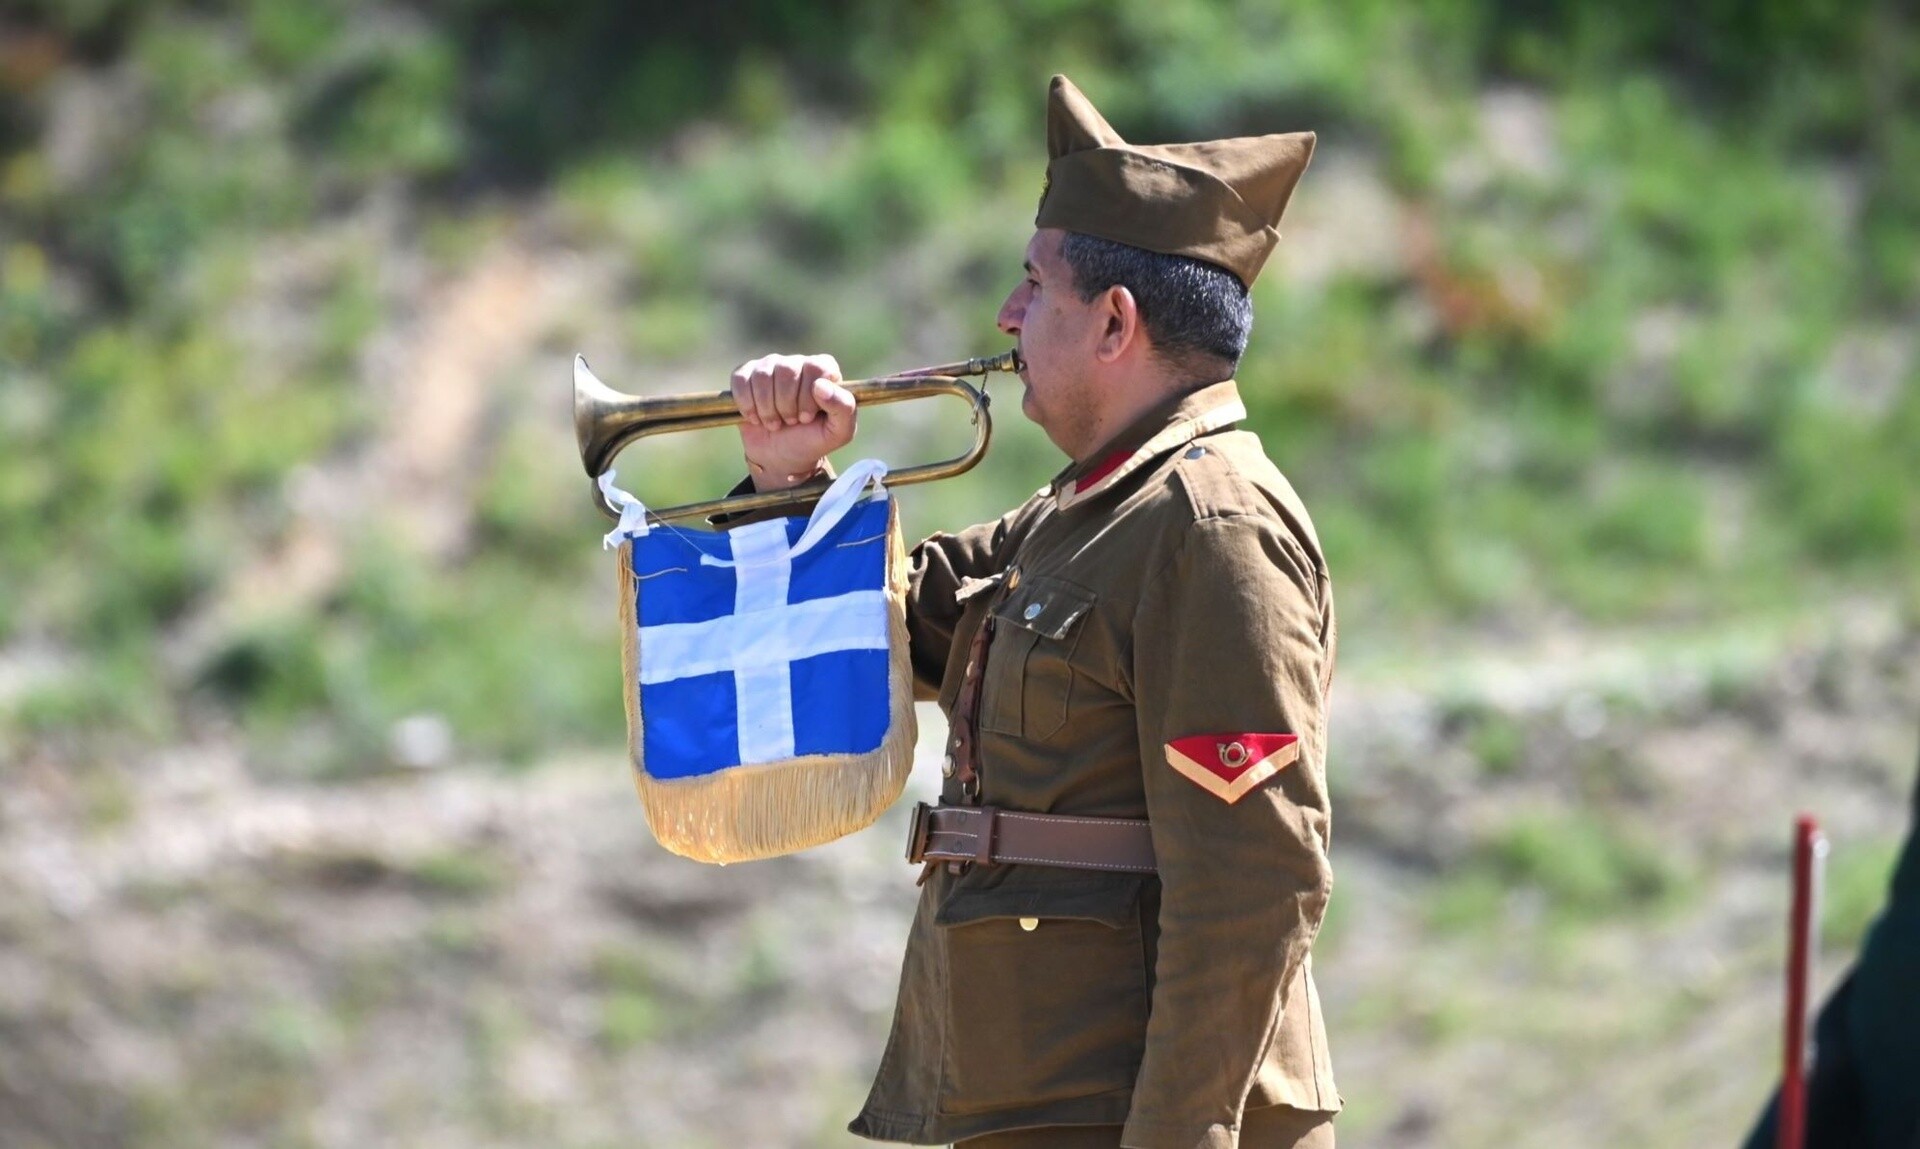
[1027,298,1067,347]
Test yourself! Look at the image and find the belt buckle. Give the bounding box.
[905,801,933,864]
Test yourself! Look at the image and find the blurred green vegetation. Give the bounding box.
[1430,809,1695,934]
[1822,832,1906,949]
[2,0,1917,768]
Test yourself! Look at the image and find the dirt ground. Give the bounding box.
[2,604,1915,1149]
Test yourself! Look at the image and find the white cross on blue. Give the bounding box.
[629,496,894,777]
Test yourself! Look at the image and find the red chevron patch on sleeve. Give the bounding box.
[1164,733,1300,803]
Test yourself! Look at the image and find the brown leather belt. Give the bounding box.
[905,802,1158,874]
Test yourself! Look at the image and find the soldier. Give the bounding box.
[1743,741,1920,1149]
[730,75,1338,1148]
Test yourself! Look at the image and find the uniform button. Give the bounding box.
[1023,602,1043,621]
[941,758,954,778]
[1185,446,1206,459]
[1006,568,1021,590]
[1018,917,1039,932]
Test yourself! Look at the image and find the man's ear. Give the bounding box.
[1096,284,1141,362]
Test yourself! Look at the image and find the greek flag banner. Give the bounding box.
[602,461,916,863]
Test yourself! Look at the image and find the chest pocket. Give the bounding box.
[979,575,1096,742]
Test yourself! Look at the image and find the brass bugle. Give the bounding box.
[574,350,1022,522]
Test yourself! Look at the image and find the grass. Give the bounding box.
[598,990,662,1053]
[1485,811,1692,917]
[5,1,1917,766]
[405,850,513,899]
[1821,834,1906,951]
[1428,809,1697,935]
[1440,701,1530,778]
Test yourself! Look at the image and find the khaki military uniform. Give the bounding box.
[847,379,1340,1149]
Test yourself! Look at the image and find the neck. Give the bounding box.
[1070,357,1222,464]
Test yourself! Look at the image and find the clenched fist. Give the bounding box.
[730,354,858,492]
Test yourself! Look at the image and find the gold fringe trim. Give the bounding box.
[616,501,918,864]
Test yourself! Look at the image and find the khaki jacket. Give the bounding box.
[847,380,1340,1149]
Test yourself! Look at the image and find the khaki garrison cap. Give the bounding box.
[1035,74,1316,289]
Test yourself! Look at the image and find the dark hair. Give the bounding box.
[1057,232,1253,371]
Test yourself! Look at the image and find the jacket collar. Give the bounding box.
[1051,379,1246,509]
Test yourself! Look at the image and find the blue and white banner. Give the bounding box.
[603,461,916,863]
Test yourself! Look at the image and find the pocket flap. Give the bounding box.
[992,576,1095,641]
[935,869,1143,929]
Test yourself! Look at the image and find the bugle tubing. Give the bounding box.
[574,350,1021,523]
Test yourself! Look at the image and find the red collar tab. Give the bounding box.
[1056,393,1247,508]
[1072,448,1130,493]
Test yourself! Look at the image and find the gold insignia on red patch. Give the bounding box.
[1164,733,1300,803]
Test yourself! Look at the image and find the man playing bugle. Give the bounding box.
[730,75,1340,1149]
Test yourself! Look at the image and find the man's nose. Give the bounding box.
[996,287,1026,336]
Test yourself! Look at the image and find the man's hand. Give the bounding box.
[730,354,858,492]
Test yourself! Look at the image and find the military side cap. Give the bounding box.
[1036,74,1315,289]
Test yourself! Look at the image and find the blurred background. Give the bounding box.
[2,1,1918,1145]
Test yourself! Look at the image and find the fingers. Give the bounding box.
[750,360,782,428]
[729,354,841,428]
[730,354,853,492]
[772,358,805,425]
[728,355,786,428]
[730,358,764,426]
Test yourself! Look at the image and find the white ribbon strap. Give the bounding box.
[699,458,890,569]
[599,470,653,549]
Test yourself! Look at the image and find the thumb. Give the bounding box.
[814,377,857,445]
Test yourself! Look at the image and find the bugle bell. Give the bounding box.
[573,350,1021,522]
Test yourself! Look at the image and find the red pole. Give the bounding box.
[1779,814,1826,1149]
